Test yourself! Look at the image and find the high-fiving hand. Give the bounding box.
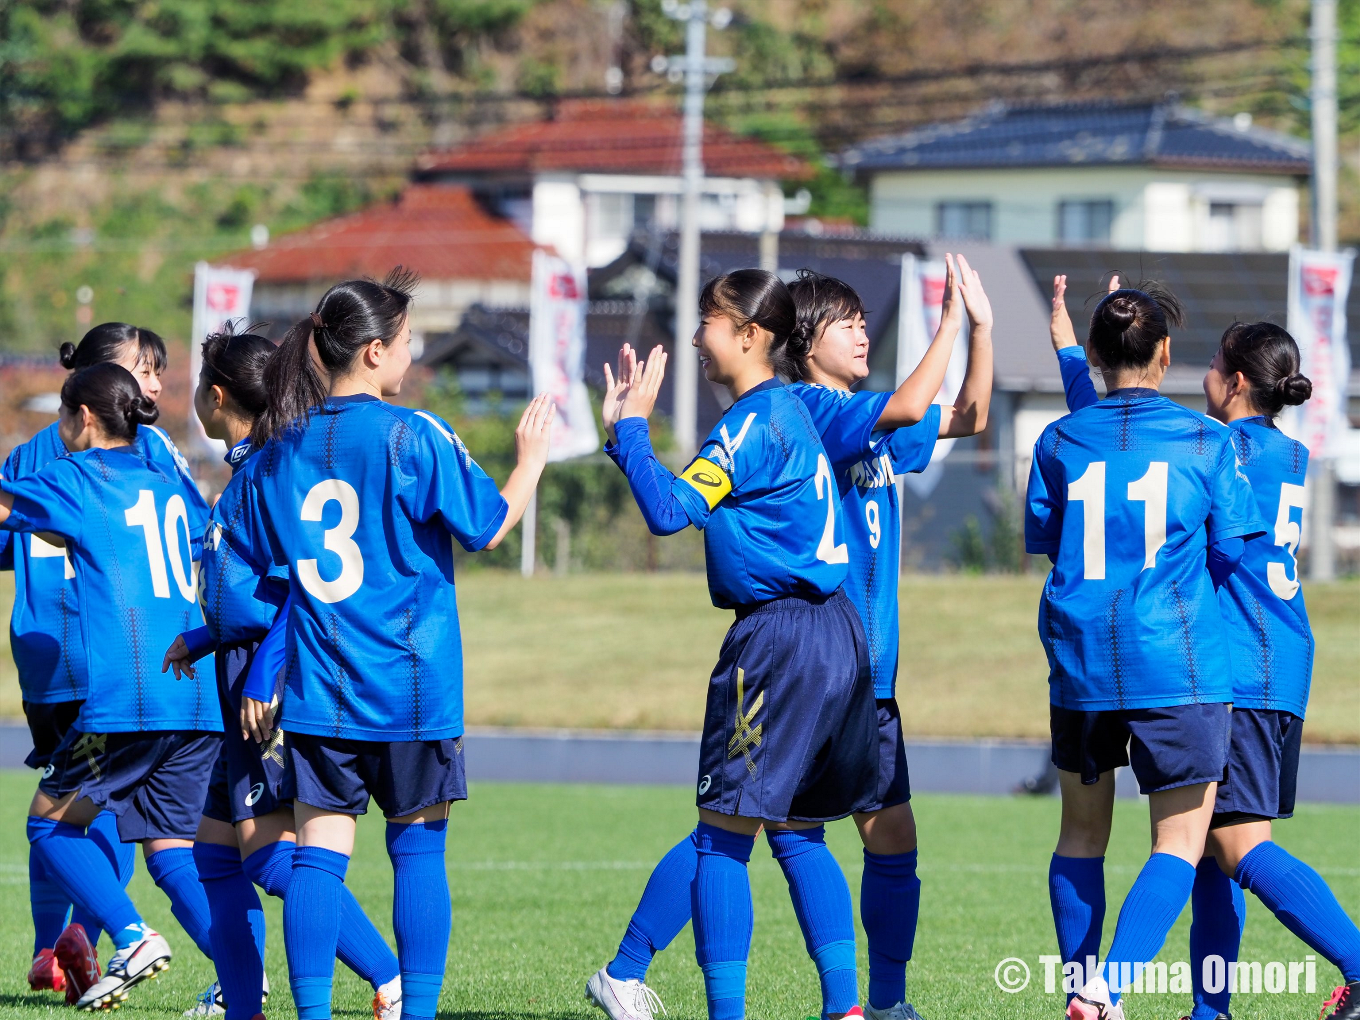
[602,344,668,440]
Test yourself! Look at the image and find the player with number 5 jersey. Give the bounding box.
[234,270,554,1020]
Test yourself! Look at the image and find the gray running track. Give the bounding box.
[3,724,1356,803]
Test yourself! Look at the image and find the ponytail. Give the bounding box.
[1087,281,1184,371]
[201,321,275,423]
[256,268,417,445]
[61,363,159,444]
[1219,321,1312,418]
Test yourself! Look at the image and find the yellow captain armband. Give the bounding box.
[679,457,733,510]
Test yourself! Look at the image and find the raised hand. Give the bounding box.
[938,253,964,331]
[955,253,993,332]
[619,345,668,422]
[602,344,637,443]
[515,393,557,471]
[1051,274,1078,351]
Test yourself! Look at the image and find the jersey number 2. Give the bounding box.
[814,454,849,565]
[297,479,364,604]
[1067,461,1168,580]
[124,490,196,600]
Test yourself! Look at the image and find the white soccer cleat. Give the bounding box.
[373,975,402,1020]
[183,972,271,1016]
[585,966,667,1020]
[866,1002,925,1020]
[1066,975,1126,1020]
[75,929,172,1011]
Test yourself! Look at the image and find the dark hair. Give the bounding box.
[1219,321,1312,417]
[60,363,159,444]
[59,322,168,375]
[698,269,800,378]
[257,268,418,444]
[1087,282,1185,371]
[201,321,275,422]
[785,270,866,382]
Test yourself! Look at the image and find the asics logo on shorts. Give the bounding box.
[727,668,763,776]
[245,782,265,807]
[41,764,55,779]
[698,774,712,795]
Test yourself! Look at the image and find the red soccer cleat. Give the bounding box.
[27,948,66,993]
[53,922,101,1006]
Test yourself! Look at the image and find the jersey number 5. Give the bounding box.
[1267,482,1306,600]
[124,490,197,601]
[814,454,849,565]
[1067,461,1168,580]
[297,479,364,604]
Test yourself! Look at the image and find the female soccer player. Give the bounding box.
[585,259,994,1020]
[598,269,878,1020]
[230,271,554,1020]
[4,323,208,1002]
[2,362,221,1010]
[162,326,403,1020]
[1050,283,1360,1020]
[1026,283,1266,1020]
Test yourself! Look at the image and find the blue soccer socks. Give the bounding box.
[1104,853,1196,1004]
[1236,841,1360,982]
[27,817,69,955]
[609,828,700,982]
[73,811,136,948]
[245,839,399,990]
[387,821,451,1020]
[285,846,350,1020]
[30,818,144,951]
[768,827,858,1018]
[195,842,266,1020]
[145,847,214,960]
[861,848,921,1011]
[1189,857,1246,1020]
[692,823,757,1020]
[1049,854,1106,999]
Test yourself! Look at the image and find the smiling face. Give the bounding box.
[693,312,751,387]
[805,312,870,389]
[112,341,162,403]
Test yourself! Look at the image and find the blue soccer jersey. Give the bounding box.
[238,395,508,742]
[656,378,849,608]
[1055,348,1315,716]
[0,421,207,705]
[1026,390,1266,711]
[790,383,940,697]
[0,444,219,732]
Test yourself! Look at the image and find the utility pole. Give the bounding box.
[1310,0,1338,581]
[658,0,732,458]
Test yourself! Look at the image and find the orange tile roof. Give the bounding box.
[416,99,815,180]
[220,186,536,284]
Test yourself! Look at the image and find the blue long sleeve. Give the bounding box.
[1057,346,1100,412]
[180,626,217,662]
[242,596,290,703]
[1207,536,1245,590]
[611,419,698,536]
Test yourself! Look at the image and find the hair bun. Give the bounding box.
[59,342,77,369]
[1274,372,1312,406]
[1100,295,1138,332]
[123,393,160,427]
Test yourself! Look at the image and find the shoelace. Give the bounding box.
[1321,985,1349,1020]
[191,984,218,1014]
[629,982,667,1020]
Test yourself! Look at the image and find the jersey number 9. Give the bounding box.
[297,479,364,604]
[124,490,197,601]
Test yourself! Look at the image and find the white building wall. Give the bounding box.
[868,166,1300,252]
[532,175,586,267]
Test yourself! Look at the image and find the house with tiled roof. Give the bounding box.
[841,100,1311,252]
[415,98,814,268]
[222,184,536,340]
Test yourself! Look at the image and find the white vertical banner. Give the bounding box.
[190,262,255,455]
[529,249,599,461]
[1281,246,1354,460]
[896,254,967,498]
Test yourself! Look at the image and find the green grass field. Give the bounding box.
[0,774,1356,1020]
[3,573,1355,742]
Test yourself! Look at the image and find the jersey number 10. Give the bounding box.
[124,490,197,601]
[1067,461,1168,580]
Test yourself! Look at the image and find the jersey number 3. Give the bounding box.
[1067,461,1168,580]
[297,479,364,604]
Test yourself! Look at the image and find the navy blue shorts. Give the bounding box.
[1212,708,1303,825]
[288,732,467,818]
[1050,702,1231,794]
[202,644,292,825]
[696,589,878,824]
[39,728,222,841]
[859,699,911,814]
[23,699,82,771]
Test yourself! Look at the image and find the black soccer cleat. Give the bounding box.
[1321,981,1360,1020]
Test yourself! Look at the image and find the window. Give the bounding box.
[936,201,992,240]
[1058,200,1114,245]
[1203,201,1263,251]
[588,193,634,239]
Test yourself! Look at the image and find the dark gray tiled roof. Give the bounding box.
[841,101,1311,175]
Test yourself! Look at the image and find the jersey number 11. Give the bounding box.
[1067,461,1168,581]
